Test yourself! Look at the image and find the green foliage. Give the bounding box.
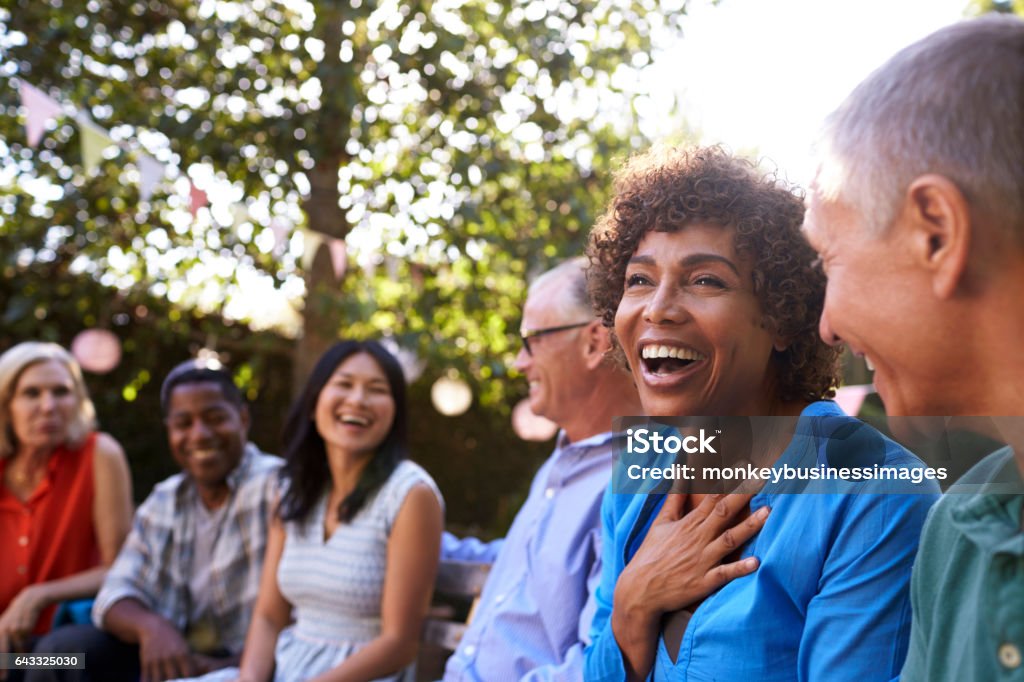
[2,0,687,530]
[969,0,1024,15]
[0,254,295,500]
[1,0,685,408]
[407,370,553,536]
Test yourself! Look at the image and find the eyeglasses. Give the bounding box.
[520,321,593,356]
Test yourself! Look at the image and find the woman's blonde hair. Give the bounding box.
[0,342,97,459]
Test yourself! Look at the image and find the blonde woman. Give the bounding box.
[0,342,132,655]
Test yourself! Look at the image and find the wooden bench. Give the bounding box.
[417,559,492,679]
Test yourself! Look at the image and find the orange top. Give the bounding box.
[0,432,99,635]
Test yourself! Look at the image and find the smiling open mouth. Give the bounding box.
[640,345,706,376]
[339,415,370,426]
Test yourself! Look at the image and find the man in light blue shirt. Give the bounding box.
[443,258,642,681]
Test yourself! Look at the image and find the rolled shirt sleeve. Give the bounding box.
[92,495,166,628]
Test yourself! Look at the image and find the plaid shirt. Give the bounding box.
[92,444,281,654]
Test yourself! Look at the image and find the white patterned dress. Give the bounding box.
[177,460,443,682]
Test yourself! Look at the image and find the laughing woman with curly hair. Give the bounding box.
[582,146,939,682]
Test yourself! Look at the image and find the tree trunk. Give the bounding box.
[294,3,351,392]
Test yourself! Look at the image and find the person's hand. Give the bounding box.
[610,492,770,681]
[615,493,770,621]
[0,585,46,651]
[0,586,47,681]
[137,617,196,682]
[190,653,218,676]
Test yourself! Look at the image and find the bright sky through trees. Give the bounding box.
[2,0,973,348]
[119,0,971,329]
[645,0,968,184]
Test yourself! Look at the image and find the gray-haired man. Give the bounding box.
[802,15,1024,681]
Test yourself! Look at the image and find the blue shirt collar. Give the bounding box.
[555,429,614,454]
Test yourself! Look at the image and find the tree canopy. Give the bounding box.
[970,0,1024,14]
[2,0,686,407]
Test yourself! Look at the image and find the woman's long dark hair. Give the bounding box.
[277,340,409,525]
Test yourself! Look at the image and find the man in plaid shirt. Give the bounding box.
[29,360,280,682]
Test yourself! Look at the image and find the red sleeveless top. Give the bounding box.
[0,432,99,634]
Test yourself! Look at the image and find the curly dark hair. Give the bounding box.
[587,145,839,404]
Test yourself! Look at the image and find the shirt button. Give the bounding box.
[18,536,29,547]
[544,487,555,499]
[999,643,1022,669]
[16,565,27,575]
[463,645,476,657]
[494,594,505,604]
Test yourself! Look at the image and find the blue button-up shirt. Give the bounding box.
[443,430,613,681]
[585,402,941,682]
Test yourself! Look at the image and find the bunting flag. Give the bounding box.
[137,154,165,201]
[18,81,64,147]
[300,230,323,270]
[385,254,400,280]
[328,237,347,280]
[78,118,114,173]
[269,218,290,255]
[189,182,209,217]
[834,384,873,416]
[12,83,299,267]
[231,203,248,227]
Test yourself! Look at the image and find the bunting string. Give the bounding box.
[13,78,347,265]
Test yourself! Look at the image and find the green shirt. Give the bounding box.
[902,447,1024,681]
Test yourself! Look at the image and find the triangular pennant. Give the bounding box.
[231,204,248,227]
[834,384,873,416]
[328,238,347,280]
[78,118,114,173]
[301,230,323,270]
[385,254,400,280]
[18,82,64,147]
[269,218,290,255]
[189,183,208,218]
[137,154,165,201]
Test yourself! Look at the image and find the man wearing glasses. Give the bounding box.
[443,257,642,681]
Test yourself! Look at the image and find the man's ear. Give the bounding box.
[582,321,610,370]
[902,174,971,300]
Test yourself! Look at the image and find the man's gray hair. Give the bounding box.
[528,257,594,320]
[816,14,1024,238]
